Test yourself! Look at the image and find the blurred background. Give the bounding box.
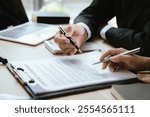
[21,0,116,26]
[21,0,92,20]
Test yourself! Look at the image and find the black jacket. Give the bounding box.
[74,0,150,56]
[0,0,28,30]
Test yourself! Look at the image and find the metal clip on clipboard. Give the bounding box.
[8,64,35,85]
[0,56,8,65]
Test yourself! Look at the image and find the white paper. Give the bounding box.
[9,51,137,94]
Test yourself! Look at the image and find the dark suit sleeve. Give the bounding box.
[74,0,115,36]
[106,20,150,57]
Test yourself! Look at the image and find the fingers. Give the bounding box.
[100,48,127,71]
[102,62,109,70]
[69,48,77,55]
[108,63,121,72]
[65,25,73,37]
[54,24,87,55]
[100,48,126,61]
[59,43,76,55]
[54,32,70,44]
[108,62,115,72]
[110,55,131,63]
[102,62,121,72]
[54,31,76,55]
[62,48,74,54]
[137,73,150,83]
[59,43,74,50]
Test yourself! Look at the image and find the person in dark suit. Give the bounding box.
[54,0,150,56]
[0,0,28,30]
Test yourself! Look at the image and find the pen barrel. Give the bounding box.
[119,47,140,56]
[102,57,110,63]
[58,26,82,53]
[67,36,82,53]
[92,47,140,65]
[67,37,77,47]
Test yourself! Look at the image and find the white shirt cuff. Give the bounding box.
[76,23,91,40]
[100,24,113,40]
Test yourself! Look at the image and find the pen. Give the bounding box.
[58,26,82,53]
[138,71,150,74]
[92,47,141,65]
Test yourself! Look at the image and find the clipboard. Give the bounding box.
[7,63,138,99]
[6,51,138,99]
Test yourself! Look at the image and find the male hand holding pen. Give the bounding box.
[100,48,150,72]
[54,25,88,55]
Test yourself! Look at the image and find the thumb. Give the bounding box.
[65,25,73,37]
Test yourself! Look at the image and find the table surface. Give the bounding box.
[0,38,115,100]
